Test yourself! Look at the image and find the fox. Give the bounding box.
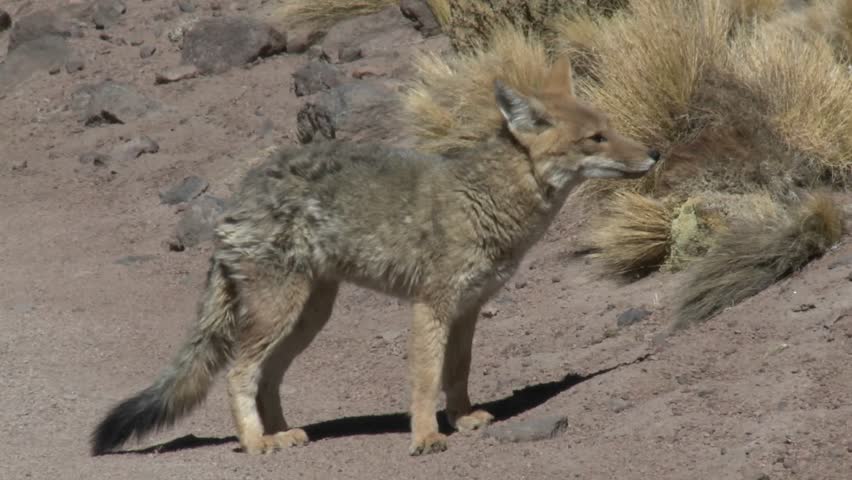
[90,57,660,457]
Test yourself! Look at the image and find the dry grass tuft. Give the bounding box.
[426,0,451,27]
[401,24,552,154]
[672,193,846,329]
[273,0,397,29]
[586,192,673,276]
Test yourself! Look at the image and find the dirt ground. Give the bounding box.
[2,1,851,479]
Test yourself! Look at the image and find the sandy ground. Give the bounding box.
[2,1,851,479]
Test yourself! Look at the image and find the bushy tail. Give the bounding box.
[90,261,238,455]
[672,193,845,330]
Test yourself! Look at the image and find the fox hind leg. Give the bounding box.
[256,280,339,435]
[226,269,314,454]
[442,308,493,432]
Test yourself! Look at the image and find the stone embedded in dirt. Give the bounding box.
[0,9,11,32]
[292,61,346,97]
[115,255,156,266]
[0,36,74,93]
[608,398,633,413]
[65,58,85,73]
[481,306,498,318]
[792,303,816,313]
[11,159,28,171]
[400,0,442,37]
[177,0,196,13]
[8,10,81,51]
[482,416,569,443]
[616,307,652,328]
[306,45,331,62]
[70,81,161,124]
[173,194,227,248]
[111,135,159,161]
[338,46,363,63]
[92,0,126,29]
[167,17,197,43]
[159,175,209,205]
[296,79,405,145]
[140,45,156,58]
[155,65,200,84]
[180,16,286,74]
[79,151,111,167]
[322,6,422,62]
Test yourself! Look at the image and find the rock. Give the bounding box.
[399,0,442,37]
[139,45,156,58]
[174,195,227,248]
[285,27,326,54]
[481,306,498,318]
[177,0,196,13]
[321,6,421,62]
[338,46,363,63]
[155,65,199,84]
[159,175,209,205]
[65,58,85,73]
[608,398,633,413]
[8,10,81,51]
[115,255,155,266]
[111,136,159,161]
[305,45,330,62]
[0,36,74,93]
[70,81,161,125]
[828,255,852,269]
[48,65,61,75]
[181,16,286,74]
[0,9,11,33]
[292,61,345,97]
[296,79,406,145]
[482,416,569,443]
[167,17,198,43]
[92,0,126,29]
[11,159,28,171]
[79,152,111,167]
[616,307,651,328]
[792,303,816,313]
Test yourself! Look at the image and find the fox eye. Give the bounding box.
[589,133,607,143]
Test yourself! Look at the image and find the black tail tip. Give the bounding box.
[90,389,170,456]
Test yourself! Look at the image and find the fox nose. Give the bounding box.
[648,149,661,162]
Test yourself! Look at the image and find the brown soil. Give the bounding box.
[1,1,851,479]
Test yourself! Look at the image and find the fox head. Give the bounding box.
[495,57,659,191]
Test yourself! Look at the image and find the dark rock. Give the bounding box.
[0,9,11,32]
[321,6,421,62]
[792,303,816,313]
[139,45,156,58]
[296,79,405,144]
[174,195,227,248]
[70,81,161,124]
[400,0,442,37]
[292,61,345,97]
[155,65,199,84]
[111,136,159,161]
[9,10,81,51]
[181,16,286,74]
[338,46,363,63]
[159,175,209,205]
[482,416,569,443]
[0,36,74,93]
[616,307,651,328]
[92,0,126,29]
[177,0,196,13]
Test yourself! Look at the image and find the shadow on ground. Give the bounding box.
[112,371,590,455]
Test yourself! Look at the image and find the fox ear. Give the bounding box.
[495,80,550,134]
[545,56,575,97]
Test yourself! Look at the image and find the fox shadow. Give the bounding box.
[116,372,588,455]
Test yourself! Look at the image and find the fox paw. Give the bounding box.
[409,432,448,456]
[453,409,494,432]
[243,429,309,454]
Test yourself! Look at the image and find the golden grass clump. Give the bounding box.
[426,0,451,27]
[731,22,852,182]
[672,193,846,329]
[273,0,397,29]
[585,191,673,276]
[401,24,552,154]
